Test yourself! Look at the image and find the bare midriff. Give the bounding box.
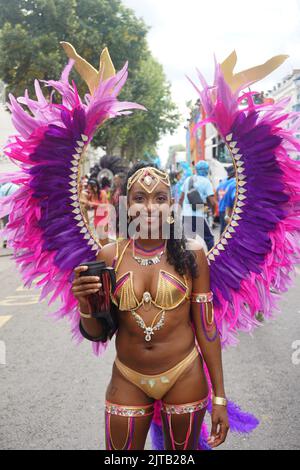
[114,301,199,375]
[101,239,204,377]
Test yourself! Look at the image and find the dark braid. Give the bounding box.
[122,161,198,279]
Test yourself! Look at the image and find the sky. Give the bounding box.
[122,0,300,164]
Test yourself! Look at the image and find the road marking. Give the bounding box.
[0,316,12,328]
[0,283,42,306]
[16,284,40,292]
[0,295,40,306]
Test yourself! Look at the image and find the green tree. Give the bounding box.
[98,55,180,159]
[0,0,180,159]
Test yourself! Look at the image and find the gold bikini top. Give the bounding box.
[110,239,190,312]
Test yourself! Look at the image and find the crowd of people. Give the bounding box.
[170,160,236,250]
[0,158,235,252]
[76,159,236,251]
[78,172,124,244]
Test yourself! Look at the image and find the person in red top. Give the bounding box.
[110,174,124,238]
[85,179,109,244]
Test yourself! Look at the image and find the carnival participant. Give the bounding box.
[72,162,229,450]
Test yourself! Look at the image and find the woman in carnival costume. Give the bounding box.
[0,44,300,450]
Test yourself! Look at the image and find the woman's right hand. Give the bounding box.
[71,265,102,309]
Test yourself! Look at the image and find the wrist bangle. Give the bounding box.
[212,395,227,406]
[79,310,93,319]
[79,318,107,343]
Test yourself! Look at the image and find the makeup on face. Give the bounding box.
[126,178,172,241]
[129,188,170,223]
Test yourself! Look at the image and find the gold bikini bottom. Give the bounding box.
[114,345,200,400]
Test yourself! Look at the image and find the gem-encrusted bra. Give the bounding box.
[110,268,190,312]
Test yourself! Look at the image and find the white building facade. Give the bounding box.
[265,69,300,160]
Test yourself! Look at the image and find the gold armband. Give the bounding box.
[190,291,213,303]
[191,290,217,341]
[191,291,214,325]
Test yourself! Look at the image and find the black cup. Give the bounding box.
[78,261,117,337]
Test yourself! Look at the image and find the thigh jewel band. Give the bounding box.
[161,395,210,415]
[105,401,155,417]
[162,395,210,450]
[105,401,154,450]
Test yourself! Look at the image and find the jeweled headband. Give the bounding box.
[127,167,171,193]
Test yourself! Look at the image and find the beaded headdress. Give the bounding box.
[127,167,170,193]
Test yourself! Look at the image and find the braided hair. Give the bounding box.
[122,162,198,278]
[87,178,101,200]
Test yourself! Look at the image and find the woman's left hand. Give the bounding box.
[207,405,230,448]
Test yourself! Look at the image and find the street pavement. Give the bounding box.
[0,250,299,450]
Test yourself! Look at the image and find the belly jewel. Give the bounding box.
[145,327,155,342]
[131,309,166,342]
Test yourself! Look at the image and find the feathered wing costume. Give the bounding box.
[1,45,300,450]
[0,43,145,360]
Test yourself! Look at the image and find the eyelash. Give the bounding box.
[133,196,167,203]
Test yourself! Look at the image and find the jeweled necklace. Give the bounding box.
[132,238,167,266]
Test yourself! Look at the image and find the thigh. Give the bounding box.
[105,363,155,450]
[162,351,209,403]
[161,352,209,450]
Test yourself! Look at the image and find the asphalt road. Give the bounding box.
[0,250,299,450]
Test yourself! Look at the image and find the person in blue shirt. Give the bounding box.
[222,178,236,227]
[216,165,235,235]
[179,161,216,251]
[172,162,192,204]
